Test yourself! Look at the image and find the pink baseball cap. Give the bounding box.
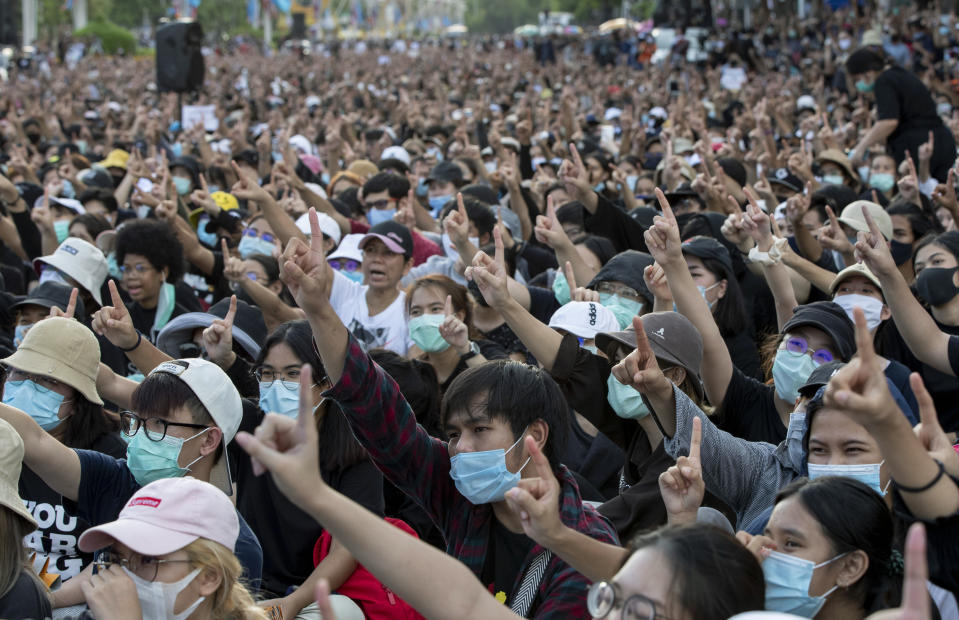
[78,477,239,555]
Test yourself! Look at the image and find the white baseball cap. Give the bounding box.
[33,238,109,305]
[381,146,411,166]
[327,233,364,263]
[78,477,239,555]
[548,301,620,340]
[297,211,342,244]
[148,359,242,495]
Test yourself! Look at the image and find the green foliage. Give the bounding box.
[75,19,136,54]
[464,0,547,33]
[196,0,252,38]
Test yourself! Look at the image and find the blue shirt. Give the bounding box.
[73,449,263,590]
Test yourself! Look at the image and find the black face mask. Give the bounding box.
[26,132,41,145]
[890,240,913,267]
[915,266,959,307]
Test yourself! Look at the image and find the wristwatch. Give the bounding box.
[460,341,481,361]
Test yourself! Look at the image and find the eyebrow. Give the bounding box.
[445,411,493,430]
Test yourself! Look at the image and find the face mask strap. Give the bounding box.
[181,427,212,471]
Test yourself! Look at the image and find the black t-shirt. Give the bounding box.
[875,66,942,142]
[19,432,126,581]
[0,571,51,620]
[716,365,785,444]
[481,517,536,607]
[234,399,385,598]
[879,320,959,431]
[725,329,762,380]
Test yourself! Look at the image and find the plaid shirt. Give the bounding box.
[324,334,620,618]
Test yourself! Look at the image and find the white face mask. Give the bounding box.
[833,293,885,331]
[123,566,205,620]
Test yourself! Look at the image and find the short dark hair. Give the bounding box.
[698,255,749,336]
[441,361,570,472]
[51,393,120,450]
[628,523,765,620]
[363,171,411,201]
[70,213,112,240]
[131,372,222,465]
[913,230,959,269]
[78,188,118,213]
[458,197,496,239]
[115,219,185,282]
[846,48,887,76]
[775,477,901,613]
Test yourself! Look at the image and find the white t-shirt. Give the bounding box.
[329,270,410,355]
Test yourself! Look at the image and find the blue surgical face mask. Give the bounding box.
[53,220,71,243]
[868,172,894,192]
[106,252,122,280]
[60,179,76,199]
[339,269,364,283]
[807,461,889,496]
[428,194,452,216]
[855,80,874,93]
[593,181,606,193]
[170,143,183,157]
[416,178,428,197]
[259,381,300,417]
[409,313,450,353]
[3,379,66,430]
[624,175,639,193]
[172,176,192,196]
[599,293,644,329]
[207,185,221,194]
[771,349,818,403]
[449,428,530,504]
[125,427,209,487]
[13,324,31,348]
[196,219,218,248]
[552,271,572,305]
[822,174,845,186]
[75,140,88,154]
[238,235,276,259]
[441,232,480,263]
[367,208,396,226]
[763,550,845,617]
[606,375,649,419]
[39,266,70,287]
[697,282,720,308]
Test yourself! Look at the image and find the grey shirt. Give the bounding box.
[660,385,806,528]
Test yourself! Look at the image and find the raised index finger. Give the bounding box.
[307,207,323,252]
[523,435,554,482]
[689,416,702,464]
[108,279,124,309]
[493,224,505,270]
[861,204,883,240]
[457,192,467,219]
[564,261,577,291]
[825,205,842,232]
[65,288,78,319]
[569,142,584,171]
[444,294,453,317]
[653,187,677,224]
[224,294,237,328]
[852,307,878,369]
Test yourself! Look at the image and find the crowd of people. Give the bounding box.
[0,3,957,619]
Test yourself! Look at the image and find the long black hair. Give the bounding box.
[776,477,901,614]
[255,320,367,472]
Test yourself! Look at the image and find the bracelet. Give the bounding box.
[118,330,142,353]
[892,460,946,494]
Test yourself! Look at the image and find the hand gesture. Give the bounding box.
[735,531,779,564]
[438,295,471,354]
[92,281,139,350]
[720,200,752,249]
[610,315,673,403]
[897,151,920,204]
[742,187,774,249]
[189,173,219,215]
[565,261,599,302]
[279,208,333,316]
[824,308,899,427]
[911,373,959,477]
[643,262,673,304]
[202,295,237,368]
[854,204,898,277]
[394,189,416,229]
[47,288,78,320]
[235,365,325,504]
[31,189,55,232]
[230,161,272,204]
[785,183,812,225]
[658,417,705,523]
[443,193,472,249]
[864,523,929,620]
[534,195,573,250]
[917,131,934,165]
[558,143,593,203]
[153,200,177,224]
[932,169,958,212]
[817,205,855,255]
[81,565,142,620]
[644,188,684,267]
[465,226,511,309]
[504,436,565,548]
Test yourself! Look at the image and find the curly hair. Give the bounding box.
[115,219,185,282]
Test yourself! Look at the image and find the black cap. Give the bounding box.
[798,360,846,397]
[781,301,856,361]
[460,184,498,206]
[664,182,705,208]
[232,149,259,168]
[168,155,202,185]
[11,281,86,324]
[426,161,465,186]
[768,168,803,194]
[77,167,114,190]
[811,184,859,212]
[359,220,414,259]
[717,157,747,187]
[680,235,734,276]
[587,250,654,304]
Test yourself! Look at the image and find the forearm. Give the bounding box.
[781,251,839,295]
[125,338,174,377]
[543,525,627,583]
[286,543,357,613]
[304,486,515,620]
[96,363,139,410]
[553,241,598,287]
[240,279,303,325]
[855,119,898,155]
[114,172,135,206]
[759,260,799,331]
[307,304,350,385]
[498,298,563,372]
[40,227,59,256]
[793,225,822,262]
[506,183,533,241]
[880,271,952,374]
[257,195,304,248]
[0,403,80,500]
[869,415,959,520]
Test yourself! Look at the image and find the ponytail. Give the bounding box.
[183,539,267,620]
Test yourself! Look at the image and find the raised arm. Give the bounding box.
[223,250,303,326]
[742,191,799,329]
[825,309,959,520]
[856,206,955,375]
[534,195,598,286]
[231,161,303,249]
[0,403,81,501]
[236,370,520,620]
[647,188,734,406]
[91,280,173,376]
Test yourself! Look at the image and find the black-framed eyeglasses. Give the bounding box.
[95,548,193,582]
[119,411,209,442]
[367,198,397,210]
[587,581,670,620]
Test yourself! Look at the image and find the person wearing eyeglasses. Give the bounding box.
[115,219,202,349]
[1,317,126,596]
[0,353,264,603]
[75,477,266,620]
[238,215,282,260]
